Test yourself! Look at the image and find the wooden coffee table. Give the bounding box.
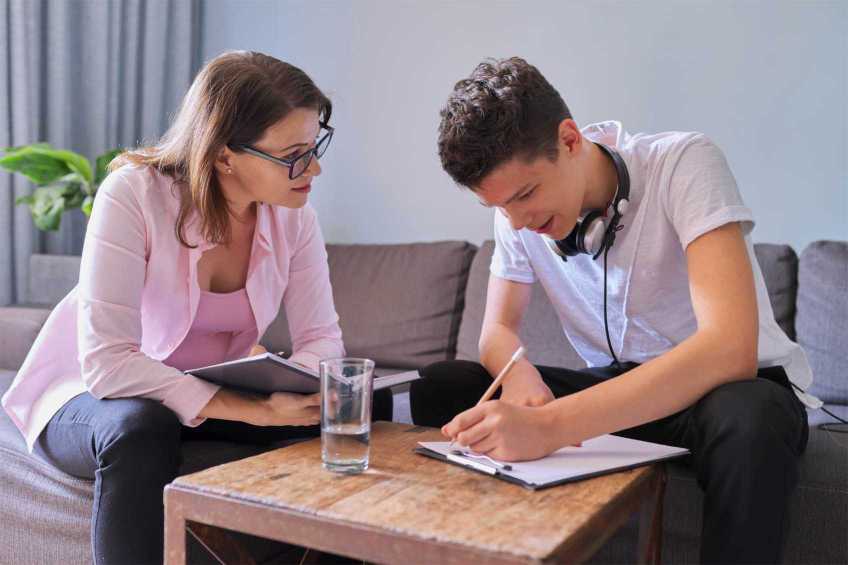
[165,422,666,564]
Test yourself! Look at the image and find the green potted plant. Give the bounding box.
[0,143,122,231]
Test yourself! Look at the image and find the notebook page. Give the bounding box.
[374,370,421,390]
[420,434,688,486]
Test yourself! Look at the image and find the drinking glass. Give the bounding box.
[320,357,374,474]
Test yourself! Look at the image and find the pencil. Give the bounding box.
[477,345,527,406]
[449,345,526,449]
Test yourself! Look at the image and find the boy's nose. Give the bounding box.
[502,208,528,231]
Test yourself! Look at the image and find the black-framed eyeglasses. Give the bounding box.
[230,123,334,180]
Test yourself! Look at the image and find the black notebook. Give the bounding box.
[187,352,420,395]
[416,434,689,490]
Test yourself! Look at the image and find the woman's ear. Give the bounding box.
[214,146,235,176]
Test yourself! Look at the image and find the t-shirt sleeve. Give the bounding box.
[662,134,755,249]
[490,209,537,283]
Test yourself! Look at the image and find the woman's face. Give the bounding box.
[223,107,324,209]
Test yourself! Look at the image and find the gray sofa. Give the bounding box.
[1,241,846,564]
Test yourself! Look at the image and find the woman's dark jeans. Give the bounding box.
[34,389,393,565]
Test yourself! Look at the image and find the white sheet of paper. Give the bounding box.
[420,434,688,487]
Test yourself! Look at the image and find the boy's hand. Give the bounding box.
[499,368,555,407]
[441,400,557,462]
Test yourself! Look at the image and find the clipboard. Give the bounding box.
[415,434,689,490]
[187,352,420,395]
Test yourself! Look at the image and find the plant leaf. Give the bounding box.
[82,195,94,216]
[33,197,65,231]
[30,147,93,183]
[57,171,87,186]
[64,184,86,209]
[2,142,52,153]
[95,148,123,185]
[27,186,68,231]
[0,148,72,185]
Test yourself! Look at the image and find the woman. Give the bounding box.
[2,51,388,564]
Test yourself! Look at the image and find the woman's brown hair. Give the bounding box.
[110,51,332,247]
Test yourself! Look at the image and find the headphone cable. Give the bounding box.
[603,244,623,370]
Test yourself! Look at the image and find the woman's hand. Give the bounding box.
[252,392,321,427]
[442,400,560,462]
[248,344,267,356]
[200,388,321,427]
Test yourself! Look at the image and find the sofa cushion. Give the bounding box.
[0,370,29,452]
[753,243,798,340]
[0,370,290,564]
[456,240,584,369]
[0,307,50,371]
[263,242,477,369]
[796,241,848,422]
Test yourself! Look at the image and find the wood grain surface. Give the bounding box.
[171,422,659,563]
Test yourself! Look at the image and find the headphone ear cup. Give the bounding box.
[577,210,607,255]
[556,220,583,256]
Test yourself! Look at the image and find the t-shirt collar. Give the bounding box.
[581,120,625,149]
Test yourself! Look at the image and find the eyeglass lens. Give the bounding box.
[290,130,332,179]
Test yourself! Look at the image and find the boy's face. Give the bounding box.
[475,139,586,241]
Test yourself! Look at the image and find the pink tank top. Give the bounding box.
[164,288,256,372]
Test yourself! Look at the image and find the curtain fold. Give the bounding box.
[0,0,201,305]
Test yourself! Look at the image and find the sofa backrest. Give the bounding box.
[753,244,798,340]
[262,241,477,369]
[28,254,81,306]
[19,240,842,408]
[0,307,52,371]
[456,241,802,371]
[796,241,848,409]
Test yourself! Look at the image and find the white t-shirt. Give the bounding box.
[491,120,819,407]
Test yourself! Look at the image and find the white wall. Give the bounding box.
[202,0,847,251]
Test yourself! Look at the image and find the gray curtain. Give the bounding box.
[0,0,202,305]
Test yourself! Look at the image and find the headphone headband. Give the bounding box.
[595,142,630,206]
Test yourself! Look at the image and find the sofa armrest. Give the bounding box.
[0,307,50,371]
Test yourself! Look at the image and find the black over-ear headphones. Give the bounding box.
[546,142,630,261]
[545,142,631,369]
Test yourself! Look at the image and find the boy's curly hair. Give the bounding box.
[437,57,571,189]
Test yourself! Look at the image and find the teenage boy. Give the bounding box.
[410,57,817,564]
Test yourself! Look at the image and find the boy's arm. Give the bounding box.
[446,222,758,460]
[479,276,555,407]
[545,221,758,445]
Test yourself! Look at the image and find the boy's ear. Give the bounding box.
[557,118,581,155]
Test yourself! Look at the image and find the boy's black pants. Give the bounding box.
[410,361,808,565]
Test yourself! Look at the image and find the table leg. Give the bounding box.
[637,466,667,565]
[164,500,187,565]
